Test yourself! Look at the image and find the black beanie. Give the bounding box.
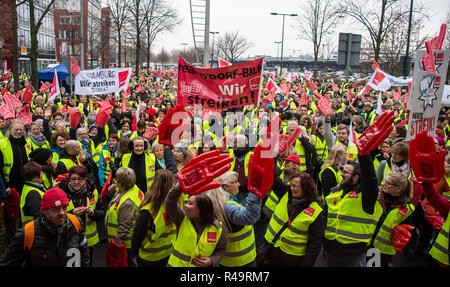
[29,148,53,165]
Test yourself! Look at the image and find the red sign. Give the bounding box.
[177,57,263,109]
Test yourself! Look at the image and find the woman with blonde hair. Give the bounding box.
[318,144,347,197]
[371,171,416,267]
[131,169,177,266]
[204,171,261,267]
[105,167,144,267]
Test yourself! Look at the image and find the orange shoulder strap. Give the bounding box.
[67,213,81,233]
[23,221,35,251]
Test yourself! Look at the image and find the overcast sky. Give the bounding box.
[152,0,449,59]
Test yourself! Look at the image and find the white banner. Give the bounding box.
[368,68,411,92]
[406,49,449,141]
[74,68,132,95]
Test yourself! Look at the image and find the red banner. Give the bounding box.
[177,57,263,109]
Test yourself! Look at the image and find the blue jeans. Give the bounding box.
[326,252,367,267]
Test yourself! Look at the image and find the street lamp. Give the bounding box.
[209,31,219,67]
[270,12,297,75]
[274,41,282,62]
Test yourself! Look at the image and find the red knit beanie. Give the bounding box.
[41,188,69,210]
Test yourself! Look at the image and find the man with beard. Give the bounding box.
[0,120,32,241]
[323,157,383,267]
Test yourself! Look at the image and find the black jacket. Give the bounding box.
[298,136,321,181]
[0,214,89,267]
[269,173,325,267]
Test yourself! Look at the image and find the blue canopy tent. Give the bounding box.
[38,63,71,93]
[38,63,69,81]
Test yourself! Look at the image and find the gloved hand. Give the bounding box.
[105,238,128,267]
[101,173,113,199]
[409,130,446,183]
[248,144,274,199]
[176,150,233,195]
[355,110,394,156]
[158,105,189,147]
[390,224,415,253]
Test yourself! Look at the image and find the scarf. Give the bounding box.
[157,157,166,169]
[67,182,94,208]
[121,130,132,138]
[28,132,47,147]
[390,158,410,177]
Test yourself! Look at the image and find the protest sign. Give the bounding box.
[75,68,132,95]
[177,57,263,109]
[406,49,449,141]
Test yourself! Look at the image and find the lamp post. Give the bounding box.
[209,31,219,67]
[274,41,282,62]
[270,12,297,75]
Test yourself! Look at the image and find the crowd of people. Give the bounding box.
[0,67,448,268]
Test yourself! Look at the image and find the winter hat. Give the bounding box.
[174,142,188,156]
[29,148,53,165]
[41,188,69,210]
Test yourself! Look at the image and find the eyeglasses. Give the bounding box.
[70,177,86,182]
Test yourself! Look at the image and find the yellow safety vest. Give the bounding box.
[325,189,383,245]
[121,152,156,190]
[265,194,322,256]
[77,140,100,164]
[106,185,144,248]
[27,137,50,151]
[168,216,222,267]
[59,157,80,172]
[336,140,358,162]
[373,203,415,255]
[264,171,285,213]
[138,202,177,262]
[429,214,450,265]
[229,151,252,177]
[313,134,328,163]
[0,137,32,183]
[219,199,256,267]
[67,188,100,247]
[294,139,307,171]
[20,184,45,225]
[318,166,342,197]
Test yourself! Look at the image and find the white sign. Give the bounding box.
[406,50,449,141]
[74,68,132,95]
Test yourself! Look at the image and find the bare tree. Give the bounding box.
[127,0,153,74]
[379,8,428,75]
[296,0,341,77]
[28,0,56,88]
[106,0,130,67]
[215,31,252,62]
[143,0,180,67]
[338,0,422,63]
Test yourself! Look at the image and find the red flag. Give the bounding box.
[48,71,60,101]
[266,78,280,95]
[121,90,127,113]
[69,56,80,76]
[371,59,381,71]
[218,58,232,67]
